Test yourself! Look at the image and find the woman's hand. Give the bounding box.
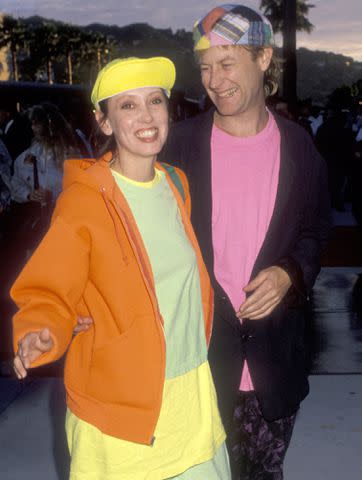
[28,188,48,203]
[13,328,54,379]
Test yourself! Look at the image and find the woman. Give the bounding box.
[11,102,79,207]
[10,103,80,253]
[0,138,11,215]
[12,57,230,479]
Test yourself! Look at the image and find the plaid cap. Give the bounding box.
[193,4,274,51]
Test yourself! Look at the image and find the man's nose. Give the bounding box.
[208,68,222,90]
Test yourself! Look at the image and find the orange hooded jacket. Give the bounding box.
[11,152,214,445]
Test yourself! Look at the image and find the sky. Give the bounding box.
[1,0,362,61]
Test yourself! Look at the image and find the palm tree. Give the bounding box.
[77,30,117,86]
[260,0,315,109]
[0,15,27,81]
[84,31,115,71]
[260,0,314,34]
[57,25,83,84]
[28,21,63,84]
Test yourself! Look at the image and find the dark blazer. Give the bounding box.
[161,109,331,427]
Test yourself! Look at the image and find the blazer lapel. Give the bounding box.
[252,115,298,276]
[189,109,215,281]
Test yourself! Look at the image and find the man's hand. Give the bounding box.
[73,316,93,335]
[13,328,54,379]
[237,266,292,321]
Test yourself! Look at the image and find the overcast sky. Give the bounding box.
[1,0,362,61]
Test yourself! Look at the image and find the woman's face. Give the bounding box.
[97,87,169,161]
[31,118,46,139]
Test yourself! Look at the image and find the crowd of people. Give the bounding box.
[272,98,362,222]
[0,3,360,480]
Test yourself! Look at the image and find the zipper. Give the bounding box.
[100,186,166,445]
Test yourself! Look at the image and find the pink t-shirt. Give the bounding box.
[211,112,281,390]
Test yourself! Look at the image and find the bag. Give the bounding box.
[160,163,185,202]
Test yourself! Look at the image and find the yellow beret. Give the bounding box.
[91,57,176,109]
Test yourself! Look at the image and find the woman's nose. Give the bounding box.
[140,105,153,123]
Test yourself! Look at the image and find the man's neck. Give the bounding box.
[214,104,269,138]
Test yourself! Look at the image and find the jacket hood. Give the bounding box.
[62,152,115,193]
[62,152,169,195]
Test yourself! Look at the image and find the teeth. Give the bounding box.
[218,88,237,98]
[136,128,157,138]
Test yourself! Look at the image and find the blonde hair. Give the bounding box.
[243,45,280,97]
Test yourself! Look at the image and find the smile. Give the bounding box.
[135,128,158,139]
[217,87,238,98]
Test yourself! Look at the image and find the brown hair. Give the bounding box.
[91,100,117,159]
[29,103,79,168]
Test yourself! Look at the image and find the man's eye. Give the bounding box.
[222,63,233,69]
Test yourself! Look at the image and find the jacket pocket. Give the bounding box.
[86,314,163,408]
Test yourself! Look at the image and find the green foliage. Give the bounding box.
[1,14,361,104]
[296,48,362,103]
[0,15,27,52]
[260,0,315,33]
[1,15,117,84]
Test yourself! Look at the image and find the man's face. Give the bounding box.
[198,45,272,117]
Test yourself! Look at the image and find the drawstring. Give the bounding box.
[100,187,129,265]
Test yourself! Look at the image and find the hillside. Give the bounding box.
[6,16,362,102]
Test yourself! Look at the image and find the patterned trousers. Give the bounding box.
[230,391,296,480]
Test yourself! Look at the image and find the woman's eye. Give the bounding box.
[120,103,134,110]
[151,97,163,105]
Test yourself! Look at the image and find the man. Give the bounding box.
[162,4,330,479]
[73,4,329,478]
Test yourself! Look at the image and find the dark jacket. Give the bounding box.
[161,109,331,426]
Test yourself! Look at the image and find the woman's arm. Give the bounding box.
[11,212,90,371]
[10,152,33,203]
[14,328,54,379]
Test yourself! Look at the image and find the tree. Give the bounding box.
[260,0,315,109]
[28,21,64,84]
[0,15,27,81]
[260,0,314,33]
[57,24,83,84]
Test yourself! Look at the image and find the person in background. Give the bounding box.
[0,172,11,216]
[161,4,331,479]
[11,102,79,209]
[316,108,355,211]
[0,137,12,207]
[12,57,230,480]
[0,100,33,172]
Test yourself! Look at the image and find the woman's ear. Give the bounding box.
[94,110,113,136]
